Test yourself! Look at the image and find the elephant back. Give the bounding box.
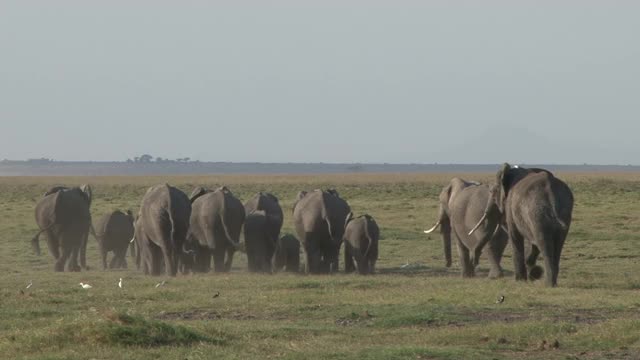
[36,188,91,230]
[96,210,134,240]
[245,193,283,231]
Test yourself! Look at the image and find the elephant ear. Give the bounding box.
[439,182,453,214]
[189,187,208,203]
[496,163,512,213]
[80,184,93,206]
[216,185,231,194]
[344,212,354,229]
[296,191,307,202]
[327,188,340,197]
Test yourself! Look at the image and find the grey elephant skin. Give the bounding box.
[244,192,284,243]
[93,210,134,270]
[32,185,93,272]
[273,234,300,273]
[244,210,278,273]
[293,189,351,274]
[472,163,574,287]
[343,213,379,275]
[135,184,191,276]
[425,178,508,278]
[188,186,245,272]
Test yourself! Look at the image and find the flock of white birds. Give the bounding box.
[22,278,169,291]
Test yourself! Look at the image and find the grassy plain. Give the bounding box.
[0,173,639,359]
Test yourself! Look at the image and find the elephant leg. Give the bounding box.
[456,237,474,278]
[109,252,119,269]
[118,249,128,269]
[289,250,300,273]
[303,234,322,274]
[526,244,540,267]
[473,247,482,268]
[80,232,88,269]
[212,248,226,272]
[509,228,527,281]
[67,237,81,272]
[46,231,60,259]
[484,241,504,279]
[224,247,235,272]
[54,245,71,272]
[344,245,355,273]
[100,245,108,270]
[541,230,565,287]
[161,248,177,277]
[356,255,370,275]
[150,245,163,276]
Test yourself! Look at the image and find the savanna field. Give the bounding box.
[1,173,639,360]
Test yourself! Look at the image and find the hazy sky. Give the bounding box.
[1,1,639,164]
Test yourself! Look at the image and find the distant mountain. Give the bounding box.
[1,160,638,176]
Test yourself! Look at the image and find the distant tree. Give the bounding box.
[139,154,153,163]
[126,158,133,163]
[134,157,140,163]
[155,157,164,163]
[183,157,191,162]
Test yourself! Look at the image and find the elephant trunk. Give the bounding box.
[441,219,452,267]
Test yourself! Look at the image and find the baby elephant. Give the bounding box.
[244,210,278,273]
[343,213,379,275]
[93,210,135,270]
[273,234,300,273]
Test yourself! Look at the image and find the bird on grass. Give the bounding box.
[496,295,505,304]
[26,280,33,289]
[213,291,220,299]
[155,280,166,288]
[79,282,92,289]
[118,278,123,289]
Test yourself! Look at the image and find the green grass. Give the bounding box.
[0,173,639,359]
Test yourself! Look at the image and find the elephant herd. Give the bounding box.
[31,163,573,287]
[32,184,381,276]
[424,163,574,287]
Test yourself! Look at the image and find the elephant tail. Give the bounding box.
[363,218,373,257]
[32,223,56,256]
[220,210,241,249]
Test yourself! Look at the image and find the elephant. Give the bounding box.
[93,210,135,270]
[244,210,278,273]
[292,188,351,274]
[135,184,191,276]
[32,185,93,272]
[187,186,245,272]
[244,192,283,244]
[470,163,574,287]
[424,178,508,278]
[343,213,379,275]
[273,234,300,273]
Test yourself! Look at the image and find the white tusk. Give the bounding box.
[423,221,441,234]
[129,237,135,243]
[468,213,488,236]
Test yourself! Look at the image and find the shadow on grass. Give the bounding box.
[55,312,225,347]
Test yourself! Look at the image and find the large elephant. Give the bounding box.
[344,213,380,275]
[424,178,508,278]
[273,234,300,273]
[135,184,191,276]
[93,210,135,270]
[188,186,245,272]
[292,189,351,274]
[32,185,93,272]
[470,164,574,287]
[244,210,278,273]
[244,192,283,243]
